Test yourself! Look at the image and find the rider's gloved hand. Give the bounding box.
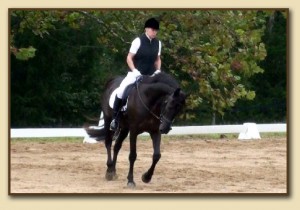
[154,69,161,74]
[151,69,161,77]
[132,69,141,77]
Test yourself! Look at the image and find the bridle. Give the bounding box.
[136,77,174,124]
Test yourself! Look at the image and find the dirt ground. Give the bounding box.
[10,136,287,194]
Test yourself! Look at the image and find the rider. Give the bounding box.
[110,17,162,131]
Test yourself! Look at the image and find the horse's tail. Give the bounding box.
[84,126,106,141]
[83,112,106,142]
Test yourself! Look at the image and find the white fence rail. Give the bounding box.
[10,123,286,139]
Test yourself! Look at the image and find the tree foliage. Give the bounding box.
[10,9,287,127]
[222,11,287,123]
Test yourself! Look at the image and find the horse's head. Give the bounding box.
[159,88,186,134]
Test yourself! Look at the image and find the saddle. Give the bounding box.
[109,77,142,112]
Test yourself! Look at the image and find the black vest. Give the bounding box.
[133,34,159,75]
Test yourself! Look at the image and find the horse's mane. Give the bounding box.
[142,72,179,89]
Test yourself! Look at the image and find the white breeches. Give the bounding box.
[116,72,140,99]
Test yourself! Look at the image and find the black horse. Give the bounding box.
[85,72,186,187]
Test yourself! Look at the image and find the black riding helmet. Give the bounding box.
[144,18,159,30]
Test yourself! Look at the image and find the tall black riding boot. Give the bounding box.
[110,96,123,131]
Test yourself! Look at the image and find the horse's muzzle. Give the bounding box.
[159,123,172,134]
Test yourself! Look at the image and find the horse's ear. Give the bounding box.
[173,88,181,97]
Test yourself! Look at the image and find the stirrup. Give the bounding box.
[110,119,118,131]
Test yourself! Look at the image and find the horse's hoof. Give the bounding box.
[105,171,117,181]
[142,173,152,183]
[127,182,136,188]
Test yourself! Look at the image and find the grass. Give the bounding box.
[10,132,287,143]
[10,137,84,144]
[260,132,287,138]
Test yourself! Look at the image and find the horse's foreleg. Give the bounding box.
[106,129,129,181]
[142,132,161,183]
[127,133,137,188]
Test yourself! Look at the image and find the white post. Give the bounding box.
[238,123,261,140]
[98,112,104,126]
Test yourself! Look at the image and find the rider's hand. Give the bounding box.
[151,69,161,77]
[154,70,161,74]
[132,68,141,77]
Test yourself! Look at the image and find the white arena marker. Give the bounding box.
[238,123,261,140]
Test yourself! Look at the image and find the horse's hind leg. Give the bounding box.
[105,128,129,181]
[127,132,137,188]
[142,132,161,183]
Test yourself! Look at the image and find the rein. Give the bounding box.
[136,77,173,124]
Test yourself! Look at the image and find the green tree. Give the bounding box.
[10,9,284,127]
[156,10,268,124]
[222,11,287,123]
[11,10,107,126]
